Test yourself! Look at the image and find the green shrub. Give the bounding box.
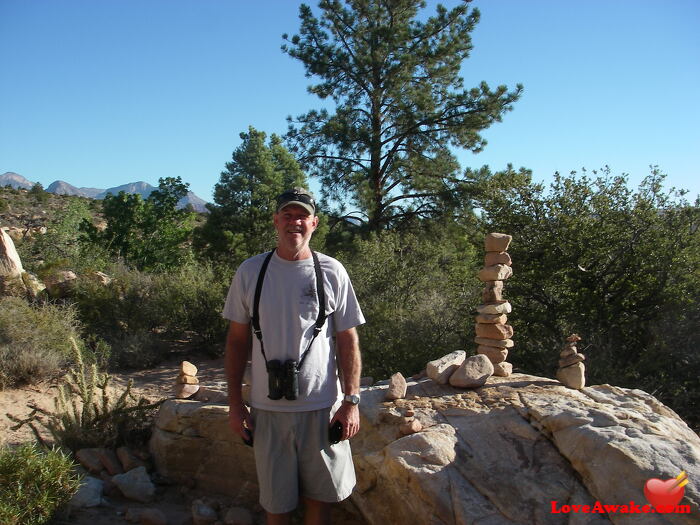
[72,261,231,364]
[0,297,81,388]
[337,229,479,379]
[151,262,230,355]
[73,264,163,344]
[0,443,82,525]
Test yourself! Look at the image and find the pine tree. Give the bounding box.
[194,127,313,264]
[283,0,522,230]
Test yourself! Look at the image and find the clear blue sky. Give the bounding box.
[1,0,698,203]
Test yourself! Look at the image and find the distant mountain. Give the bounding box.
[97,181,155,200]
[47,180,102,198]
[0,172,208,212]
[0,172,34,190]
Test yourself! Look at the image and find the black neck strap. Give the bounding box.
[251,250,327,369]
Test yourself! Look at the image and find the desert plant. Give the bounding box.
[0,443,82,525]
[9,338,163,451]
[0,296,81,388]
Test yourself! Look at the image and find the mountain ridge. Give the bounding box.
[1,172,208,212]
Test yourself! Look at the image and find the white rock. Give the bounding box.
[385,372,407,400]
[69,476,103,508]
[449,355,494,388]
[112,466,156,502]
[476,301,512,315]
[426,351,466,385]
[556,362,586,390]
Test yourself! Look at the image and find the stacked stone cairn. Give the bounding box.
[475,233,515,377]
[556,334,586,389]
[175,360,199,398]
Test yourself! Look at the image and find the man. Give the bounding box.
[223,187,364,525]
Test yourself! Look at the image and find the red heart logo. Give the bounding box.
[644,478,685,509]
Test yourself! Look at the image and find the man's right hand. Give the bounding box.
[228,400,253,439]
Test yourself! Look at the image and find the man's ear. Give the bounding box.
[312,215,319,230]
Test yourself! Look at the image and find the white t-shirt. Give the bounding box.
[222,250,365,412]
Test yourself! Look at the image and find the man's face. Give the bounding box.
[273,204,319,252]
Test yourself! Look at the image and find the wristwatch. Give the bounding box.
[343,393,360,405]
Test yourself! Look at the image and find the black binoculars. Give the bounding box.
[266,359,299,400]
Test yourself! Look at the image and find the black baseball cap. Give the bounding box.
[276,187,316,215]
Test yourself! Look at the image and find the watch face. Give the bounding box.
[346,394,360,405]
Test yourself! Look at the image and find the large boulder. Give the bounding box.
[0,228,26,296]
[150,375,700,524]
[149,400,258,507]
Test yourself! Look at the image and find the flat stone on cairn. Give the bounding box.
[474,233,515,376]
[175,361,200,398]
[556,334,586,390]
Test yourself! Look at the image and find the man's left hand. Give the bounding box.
[330,402,360,441]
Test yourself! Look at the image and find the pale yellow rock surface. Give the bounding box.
[151,374,700,525]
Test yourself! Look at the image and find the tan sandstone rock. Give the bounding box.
[484,232,512,252]
[474,313,507,324]
[181,361,198,376]
[492,361,513,377]
[399,419,423,436]
[474,323,514,340]
[476,345,508,364]
[484,251,512,267]
[474,337,513,348]
[477,264,513,282]
[559,353,585,368]
[481,280,503,303]
[177,374,200,385]
[76,448,105,474]
[175,383,200,399]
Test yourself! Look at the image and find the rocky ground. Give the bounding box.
[1,355,365,525]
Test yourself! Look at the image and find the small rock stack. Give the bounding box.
[475,233,514,377]
[556,334,586,389]
[175,361,199,398]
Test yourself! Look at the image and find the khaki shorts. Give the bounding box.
[250,405,356,514]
